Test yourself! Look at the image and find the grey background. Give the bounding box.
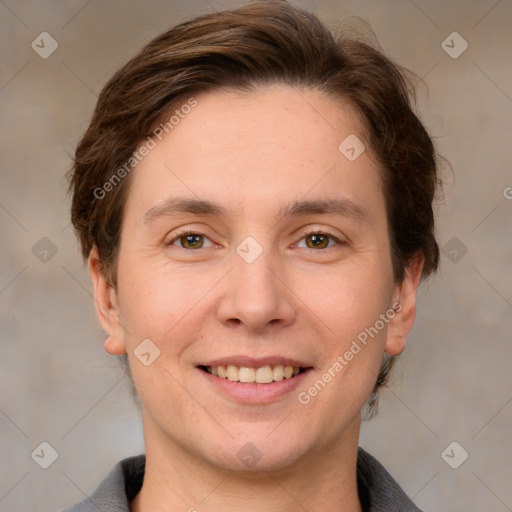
[1,0,511,510]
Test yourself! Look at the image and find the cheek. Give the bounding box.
[118,260,207,339]
[303,259,393,340]
[118,264,204,421]
[300,258,393,400]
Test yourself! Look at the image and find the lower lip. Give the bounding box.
[198,368,313,404]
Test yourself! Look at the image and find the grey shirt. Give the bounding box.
[62,447,422,511]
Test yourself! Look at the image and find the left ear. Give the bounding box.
[385,250,425,356]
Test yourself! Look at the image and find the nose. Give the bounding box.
[216,242,296,334]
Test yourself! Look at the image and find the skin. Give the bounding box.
[89,84,424,512]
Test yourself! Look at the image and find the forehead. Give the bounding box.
[125,84,385,224]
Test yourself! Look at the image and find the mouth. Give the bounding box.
[196,356,314,403]
[197,364,310,384]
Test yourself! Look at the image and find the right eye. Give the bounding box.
[167,230,215,250]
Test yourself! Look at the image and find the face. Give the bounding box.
[90,84,421,473]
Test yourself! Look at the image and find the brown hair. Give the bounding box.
[67,0,441,417]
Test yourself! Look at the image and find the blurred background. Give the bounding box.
[1,0,511,510]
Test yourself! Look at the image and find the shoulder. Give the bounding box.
[60,454,145,512]
[357,447,423,512]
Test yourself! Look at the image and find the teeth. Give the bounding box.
[256,365,274,383]
[273,365,284,381]
[226,364,239,381]
[204,364,303,383]
[239,367,255,383]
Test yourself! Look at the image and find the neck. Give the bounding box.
[131,416,363,512]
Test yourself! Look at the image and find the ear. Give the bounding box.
[385,250,425,356]
[88,246,126,356]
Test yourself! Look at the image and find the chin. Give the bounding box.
[201,430,315,474]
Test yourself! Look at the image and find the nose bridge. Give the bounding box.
[217,236,295,330]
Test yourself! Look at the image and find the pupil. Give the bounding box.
[309,234,326,248]
[185,235,202,248]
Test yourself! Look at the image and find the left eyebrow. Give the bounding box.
[277,198,371,227]
[142,196,371,228]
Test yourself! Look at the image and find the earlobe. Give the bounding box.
[384,251,425,356]
[384,331,406,356]
[104,335,126,356]
[88,246,127,356]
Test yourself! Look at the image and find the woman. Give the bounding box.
[65,1,440,510]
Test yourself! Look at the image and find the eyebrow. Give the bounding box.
[143,196,371,227]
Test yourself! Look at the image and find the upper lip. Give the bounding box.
[198,356,312,368]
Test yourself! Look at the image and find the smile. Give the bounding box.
[198,364,307,383]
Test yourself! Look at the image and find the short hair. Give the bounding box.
[67,0,441,417]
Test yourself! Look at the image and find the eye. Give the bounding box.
[168,230,214,250]
[296,230,344,250]
[167,229,344,250]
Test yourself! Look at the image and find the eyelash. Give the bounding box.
[167,229,345,250]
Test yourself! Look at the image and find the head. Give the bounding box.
[68,0,440,471]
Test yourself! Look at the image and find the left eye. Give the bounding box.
[296,231,341,250]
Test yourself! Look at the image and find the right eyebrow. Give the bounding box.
[143,197,228,227]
